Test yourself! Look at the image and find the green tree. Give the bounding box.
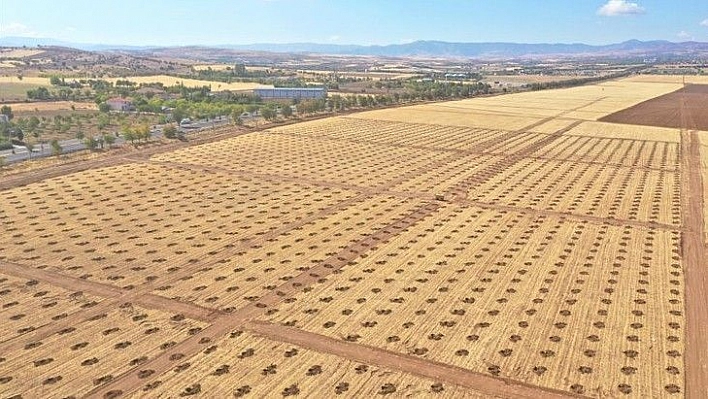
[98,102,111,113]
[261,107,277,121]
[76,131,85,141]
[281,105,293,118]
[122,129,135,145]
[163,124,177,139]
[230,106,244,124]
[28,116,40,131]
[49,76,64,86]
[84,136,98,151]
[135,124,151,142]
[27,87,51,100]
[0,105,13,121]
[50,139,62,157]
[103,133,116,148]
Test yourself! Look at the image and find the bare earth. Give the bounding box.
[600,84,708,131]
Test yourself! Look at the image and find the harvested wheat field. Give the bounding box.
[0,76,706,398]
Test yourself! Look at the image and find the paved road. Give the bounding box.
[0,116,234,164]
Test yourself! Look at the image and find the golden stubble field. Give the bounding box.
[0,77,704,398]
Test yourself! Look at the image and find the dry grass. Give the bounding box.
[0,299,206,398]
[6,101,97,113]
[0,76,52,85]
[299,69,419,80]
[0,76,52,101]
[192,64,233,71]
[105,75,269,91]
[153,195,422,310]
[563,121,680,143]
[483,74,586,86]
[261,204,685,397]
[0,162,357,288]
[355,106,542,130]
[0,49,45,58]
[624,74,708,85]
[152,129,454,188]
[355,80,683,129]
[0,76,694,398]
[127,331,485,398]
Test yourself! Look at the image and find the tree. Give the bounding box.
[25,142,34,160]
[122,129,136,146]
[50,139,62,157]
[245,104,259,114]
[98,102,111,113]
[230,106,244,124]
[13,127,23,142]
[103,133,116,148]
[27,87,51,100]
[134,124,151,142]
[76,131,85,141]
[281,105,293,118]
[163,124,177,139]
[0,105,13,121]
[49,76,64,86]
[83,136,98,151]
[260,107,277,121]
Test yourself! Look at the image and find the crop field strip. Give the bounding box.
[258,204,684,397]
[0,304,208,399]
[123,329,501,399]
[0,163,361,288]
[0,79,703,398]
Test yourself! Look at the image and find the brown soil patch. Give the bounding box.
[600,84,708,130]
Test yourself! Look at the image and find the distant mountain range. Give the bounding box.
[2,36,708,59]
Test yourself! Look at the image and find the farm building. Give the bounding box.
[254,87,327,100]
[106,97,134,112]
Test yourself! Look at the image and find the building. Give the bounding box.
[254,87,327,100]
[106,97,133,112]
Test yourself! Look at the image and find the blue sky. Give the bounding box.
[2,0,708,46]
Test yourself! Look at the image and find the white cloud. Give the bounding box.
[700,19,708,27]
[0,22,40,37]
[677,31,694,40]
[328,35,341,42]
[597,0,645,17]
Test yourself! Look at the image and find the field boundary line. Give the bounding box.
[456,198,683,232]
[244,320,586,399]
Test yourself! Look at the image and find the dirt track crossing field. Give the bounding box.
[0,77,705,398]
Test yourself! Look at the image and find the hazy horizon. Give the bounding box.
[1,0,707,47]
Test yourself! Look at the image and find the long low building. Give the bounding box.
[254,87,327,100]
